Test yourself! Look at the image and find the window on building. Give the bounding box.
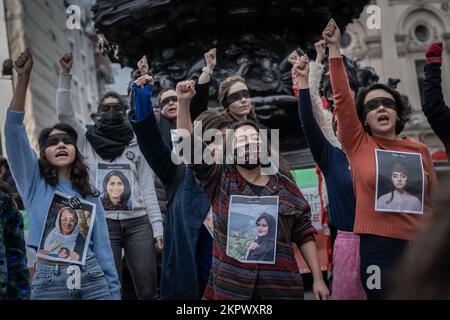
[415,59,426,105]
[341,32,352,49]
[414,25,430,43]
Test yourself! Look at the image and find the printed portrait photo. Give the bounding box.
[37,192,96,265]
[96,163,133,212]
[226,195,279,264]
[375,150,424,214]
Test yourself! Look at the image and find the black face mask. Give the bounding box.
[234,143,260,170]
[98,109,125,125]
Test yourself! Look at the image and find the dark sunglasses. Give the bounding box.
[98,103,125,113]
[44,134,75,148]
[363,97,397,112]
[225,90,250,107]
[159,96,178,108]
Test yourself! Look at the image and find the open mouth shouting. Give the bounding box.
[55,150,69,159]
[377,114,390,126]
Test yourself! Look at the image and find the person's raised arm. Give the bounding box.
[310,40,341,149]
[56,53,87,143]
[176,80,196,134]
[323,19,365,155]
[422,42,450,152]
[293,55,328,164]
[9,49,32,113]
[5,49,41,201]
[191,48,217,120]
[175,81,222,200]
[129,80,177,187]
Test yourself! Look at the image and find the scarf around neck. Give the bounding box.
[86,121,134,161]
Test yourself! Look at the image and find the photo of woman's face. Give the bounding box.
[257,218,269,237]
[60,209,77,235]
[391,171,407,190]
[107,175,125,201]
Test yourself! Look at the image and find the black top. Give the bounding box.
[247,181,266,196]
[423,63,450,156]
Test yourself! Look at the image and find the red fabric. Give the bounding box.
[321,97,330,109]
[425,42,443,64]
[432,150,448,162]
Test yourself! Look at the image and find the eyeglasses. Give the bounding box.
[159,96,178,108]
[363,97,397,112]
[225,90,250,107]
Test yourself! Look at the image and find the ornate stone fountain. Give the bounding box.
[92,0,370,154]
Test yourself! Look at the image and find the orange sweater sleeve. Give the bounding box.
[329,57,366,156]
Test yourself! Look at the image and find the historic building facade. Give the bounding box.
[342,0,450,153]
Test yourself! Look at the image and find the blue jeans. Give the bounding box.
[30,257,112,300]
[106,215,157,299]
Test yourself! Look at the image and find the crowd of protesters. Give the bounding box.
[1,18,449,300]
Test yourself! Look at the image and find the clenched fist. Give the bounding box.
[14,48,33,77]
[60,53,73,74]
[176,80,196,101]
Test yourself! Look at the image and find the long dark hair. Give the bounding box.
[355,83,411,135]
[38,123,97,198]
[255,212,277,240]
[226,120,294,180]
[390,178,450,299]
[102,170,131,204]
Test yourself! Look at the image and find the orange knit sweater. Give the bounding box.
[329,57,438,240]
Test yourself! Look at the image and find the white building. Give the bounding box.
[2,0,100,153]
[342,0,450,153]
[0,0,13,155]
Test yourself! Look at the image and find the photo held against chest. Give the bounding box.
[173,79,330,300]
[2,1,450,306]
[4,49,120,300]
[322,18,439,300]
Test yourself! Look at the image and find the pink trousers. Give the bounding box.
[332,231,367,300]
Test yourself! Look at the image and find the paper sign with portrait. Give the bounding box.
[96,163,133,212]
[37,191,96,265]
[375,149,424,214]
[226,195,279,264]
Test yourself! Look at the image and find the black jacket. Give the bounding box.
[422,63,450,155]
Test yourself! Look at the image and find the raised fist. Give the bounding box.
[135,74,154,88]
[59,53,73,74]
[14,48,33,77]
[176,80,196,101]
[322,19,341,47]
[292,54,310,80]
[288,50,301,66]
[314,39,327,63]
[204,48,217,70]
